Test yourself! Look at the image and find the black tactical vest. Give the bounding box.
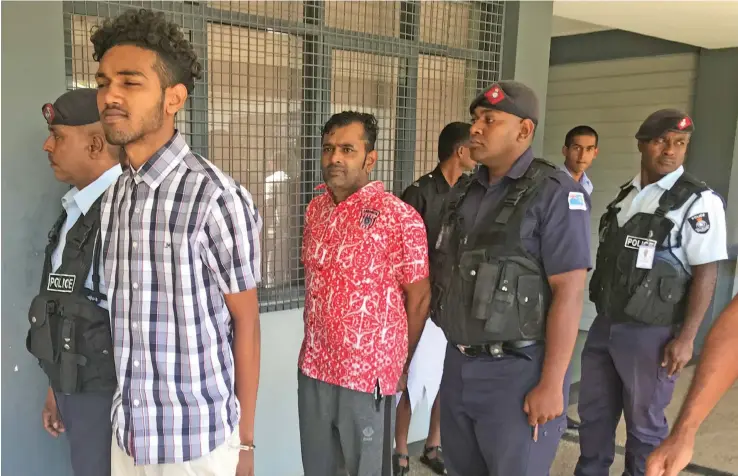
[25,198,117,394]
[429,159,557,345]
[589,172,708,327]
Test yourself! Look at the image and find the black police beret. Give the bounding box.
[469,80,539,125]
[635,109,695,141]
[41,88,100,127]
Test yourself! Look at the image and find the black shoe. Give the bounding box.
[567,416,580,430]
[419,446,447,475]
[392,453,410,476]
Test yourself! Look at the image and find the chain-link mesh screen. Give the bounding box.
[63,0,505,312]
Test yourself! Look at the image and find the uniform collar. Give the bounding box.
[129,130,189,190]
[631,165,684,192]
[474,147,534,184]
[559,164,593,194]
[61,163,123,215]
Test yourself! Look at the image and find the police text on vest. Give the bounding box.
[624,235,656,250]
[47,273,76,293]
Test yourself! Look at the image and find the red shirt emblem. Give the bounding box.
[299,181,429,395]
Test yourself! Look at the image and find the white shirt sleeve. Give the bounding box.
[680,190,728,266]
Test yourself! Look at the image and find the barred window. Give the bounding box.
[64,0,504,313]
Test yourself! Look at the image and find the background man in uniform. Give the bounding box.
[560,124,599,432]
[646,293,738,476]
[28,88,122,476]
[431,81,592,475]
[92,9,263,475]
[298,111,431,476]
[576,109,727,476]
[393,122,476,476]
[561,125,598,195]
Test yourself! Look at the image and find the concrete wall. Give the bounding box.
[1,2,72,475]
[686,47,738,350]
[502,1,554,156]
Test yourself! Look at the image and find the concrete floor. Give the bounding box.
[406,365,738,475]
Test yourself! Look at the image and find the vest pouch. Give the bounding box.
[58,318,86,394]
[26,296,56,363]
[80,322,117,389]
[458,248,487,310]
[482,258,544,340]
[623,259,687,326]
[471,262,501,322]
[517,275,544,338]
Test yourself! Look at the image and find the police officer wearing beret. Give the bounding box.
[431,81,592,475]
[393,122,476,476]
[576,110,728,476]
[27,89,122,476]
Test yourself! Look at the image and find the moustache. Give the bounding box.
[325,164,347,174]
[102,105,128,117]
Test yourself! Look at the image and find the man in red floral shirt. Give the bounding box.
[298,111,431,476]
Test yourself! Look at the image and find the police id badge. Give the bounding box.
[625,235,657,270]
[47,273,76,293]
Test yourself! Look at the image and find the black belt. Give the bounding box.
[454,340,539,360]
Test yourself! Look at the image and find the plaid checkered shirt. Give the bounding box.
[100,131,263,465]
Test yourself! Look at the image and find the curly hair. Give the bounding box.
[90,9,203,94]
[322,111,379,152]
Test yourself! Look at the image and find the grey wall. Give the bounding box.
[1,2,73,475]
[685,47,738,350]
[550,29,699,66]
[501,1,554,156]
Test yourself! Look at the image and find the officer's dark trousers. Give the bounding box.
[574,315,677,476]
[440,343,570,476]
[54,390,114,476]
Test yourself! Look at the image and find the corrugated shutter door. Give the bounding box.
[544,53,698,330]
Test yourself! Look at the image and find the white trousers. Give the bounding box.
[397,318,447,412]
[111,431,240,476]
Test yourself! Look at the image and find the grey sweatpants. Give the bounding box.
[298,371,396,476]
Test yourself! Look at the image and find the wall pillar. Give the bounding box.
[685,47,738,351]
[501,1,554,156]
[1,2,71,475]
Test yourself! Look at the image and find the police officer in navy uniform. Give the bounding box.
[26,88,122,476]
[431,81,592,475]
[575,109,727,476]
[393,122,477,476]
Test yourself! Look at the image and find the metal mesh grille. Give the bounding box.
[63,0,505,313]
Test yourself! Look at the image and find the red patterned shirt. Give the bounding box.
[299,181,429,395]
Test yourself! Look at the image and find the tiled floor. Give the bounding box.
[407,363,738,476]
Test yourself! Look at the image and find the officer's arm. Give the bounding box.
[539,183,592,388]
[543,270,587,386]
[676,193,728,345]
[670,293,738,438]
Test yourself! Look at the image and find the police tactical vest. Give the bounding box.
[25,198,117,394]
[589,172,708,327]
[430,159,557,345]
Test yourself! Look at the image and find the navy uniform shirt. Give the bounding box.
[460,148,592,277]
[402,165,470,257]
